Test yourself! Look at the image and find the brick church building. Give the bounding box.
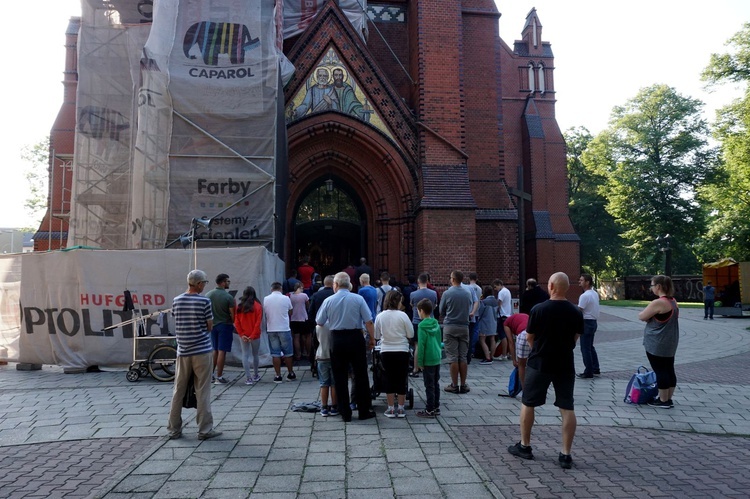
[37,1,579,292]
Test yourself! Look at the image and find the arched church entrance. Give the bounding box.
[292,177,366,277]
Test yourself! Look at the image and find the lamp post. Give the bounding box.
[656,234,672,276]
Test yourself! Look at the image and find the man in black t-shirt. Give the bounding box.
[508,272,583,470]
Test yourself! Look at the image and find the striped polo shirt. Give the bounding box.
[172,292,213,357]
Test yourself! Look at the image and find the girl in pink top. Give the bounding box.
[290,282,310,360]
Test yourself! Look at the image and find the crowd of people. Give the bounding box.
[166,261,680,470]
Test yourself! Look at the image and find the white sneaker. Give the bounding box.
[384,407,396,418]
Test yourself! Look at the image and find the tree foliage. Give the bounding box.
[20,137,50,227]
[699,23,750,261]
[564,127,631,279]
[583,85,716,274]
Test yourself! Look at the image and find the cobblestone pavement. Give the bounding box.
[0,438,156,499]
[0,305,748,498]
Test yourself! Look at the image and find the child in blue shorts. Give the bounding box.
[315,323,338,416]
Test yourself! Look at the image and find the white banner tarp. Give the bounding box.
[130,0,280,249]
[0,254,22,361]
[17,247,283,369]
[283,0,367,39]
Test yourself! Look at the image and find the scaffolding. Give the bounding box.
[69,0,282,251]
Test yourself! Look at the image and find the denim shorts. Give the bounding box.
[267,330,293,357]
[210,323,234,352]
[317,360,334,387]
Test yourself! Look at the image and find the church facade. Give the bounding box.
[37,1,579,291]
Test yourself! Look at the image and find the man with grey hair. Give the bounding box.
[508,272,582,469]
[167,269,222,441]
[316,271,376,422]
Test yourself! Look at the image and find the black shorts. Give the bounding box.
[291,321,310,335]
[521,365,575,410]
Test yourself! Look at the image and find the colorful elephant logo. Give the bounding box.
[183,21,260,66]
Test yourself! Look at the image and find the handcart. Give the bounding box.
[103,304,176,383]
[370,344,414,409]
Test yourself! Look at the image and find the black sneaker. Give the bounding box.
[459,384,471,393]
[593,371,601,377]
[287,372,297,381]
[273,375,283,383]
[576,373,594,379]
[508,442,534,460]
[558,453,573,469]
[434,407,441,416]
[479,359,493,365]
[647,398,673,409]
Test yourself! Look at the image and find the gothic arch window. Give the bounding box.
[528,62,536,93]
[538,62,545,94]
[295,182,361,225]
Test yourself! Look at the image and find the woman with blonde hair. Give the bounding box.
[637,275,679,408]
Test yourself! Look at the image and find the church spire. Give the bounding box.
[521,8,544,55]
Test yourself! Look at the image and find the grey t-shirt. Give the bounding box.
[440,286,471,326]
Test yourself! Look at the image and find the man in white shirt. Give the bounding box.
[263,282,296,383]
[576,274,601,379]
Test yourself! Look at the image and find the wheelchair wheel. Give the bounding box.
[126,369,140,382]
[147,344,177,382]
[407,387,414,409]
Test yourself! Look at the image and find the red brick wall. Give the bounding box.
[415,209,476,288]
[476,220,519,287]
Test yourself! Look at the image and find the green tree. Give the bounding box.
[564,127,631,279]
[587,84,716,274]
[20,137,50,227]
[699,23,750,261]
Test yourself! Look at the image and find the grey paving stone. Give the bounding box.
[155,479,210,498]
[207,471,258,488]
[251,474,301,493]
[302,464,346,482]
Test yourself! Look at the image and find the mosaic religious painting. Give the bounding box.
[286,48,395,142]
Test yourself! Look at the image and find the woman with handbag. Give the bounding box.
[637,275,679,409]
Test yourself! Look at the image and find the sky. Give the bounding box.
[1,0,749,229]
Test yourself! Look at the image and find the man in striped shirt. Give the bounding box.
[167,269,222,441]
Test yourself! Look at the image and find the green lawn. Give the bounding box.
[601,300,703,309]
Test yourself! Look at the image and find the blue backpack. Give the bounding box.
[498,367,522,398]
[624,366,658,404]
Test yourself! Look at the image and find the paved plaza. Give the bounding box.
[1,305,749,498]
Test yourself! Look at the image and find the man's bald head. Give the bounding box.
[548,272,570,299]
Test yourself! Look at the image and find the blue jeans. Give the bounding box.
[580,319,599,375]
[422,365,440,412]
[467,321,479,362]
[704,300,714,319]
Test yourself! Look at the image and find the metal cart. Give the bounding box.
[103,306,176,382]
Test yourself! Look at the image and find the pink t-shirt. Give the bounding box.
[290,292,309,322]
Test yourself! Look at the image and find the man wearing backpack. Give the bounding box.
[376,272,397,315]
[507,272,583,469]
